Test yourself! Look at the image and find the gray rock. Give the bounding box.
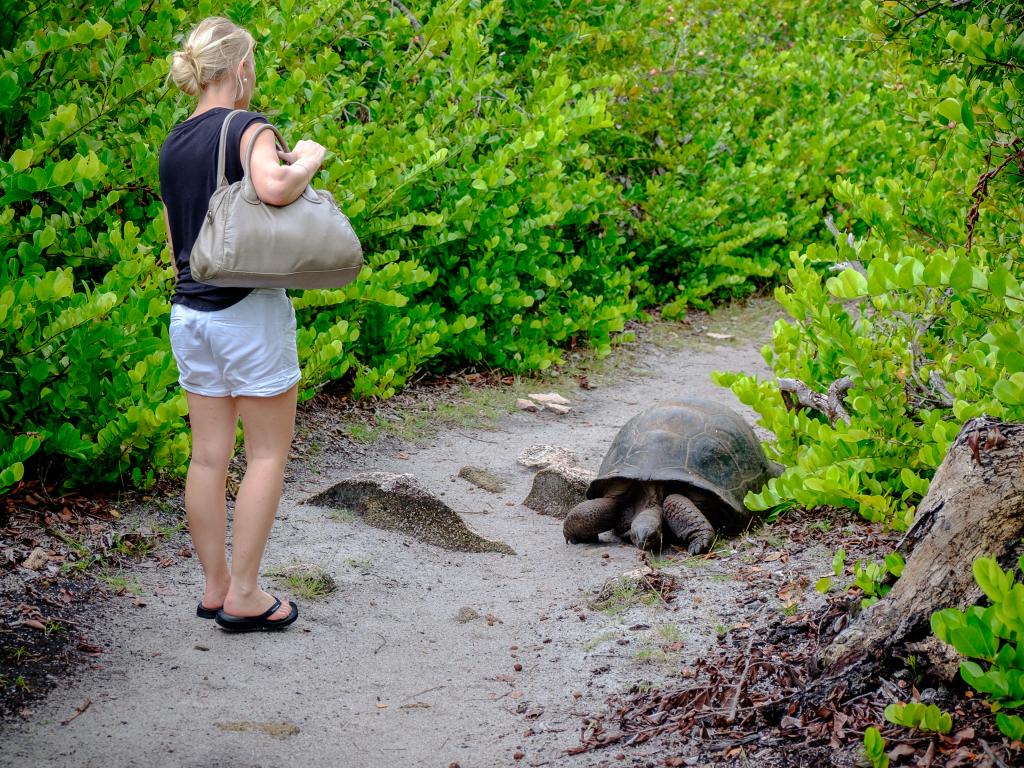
[523,463,596,519]
[457,466,507,493]
[453,606,481,624]
[305,472,515,555]
[516,444,581,469]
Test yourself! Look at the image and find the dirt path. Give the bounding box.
[2,300,814,768]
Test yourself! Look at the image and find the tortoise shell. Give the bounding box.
[587,398,776,522]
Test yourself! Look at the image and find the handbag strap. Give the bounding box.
[214,109,246,188]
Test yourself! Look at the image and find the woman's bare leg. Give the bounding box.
[222,384,297,619]
[184,391,238,610]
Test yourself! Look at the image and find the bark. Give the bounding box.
[812,416,1024,695]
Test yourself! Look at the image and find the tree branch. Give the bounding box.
[777,377,854,425]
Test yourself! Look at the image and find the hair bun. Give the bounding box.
[170,49,202,96]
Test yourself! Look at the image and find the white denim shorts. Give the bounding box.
[169,288,301,398]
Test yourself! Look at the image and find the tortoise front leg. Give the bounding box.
[663,494,715,554]
[564,497,623,544]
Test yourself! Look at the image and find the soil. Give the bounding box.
[0,299,956,767]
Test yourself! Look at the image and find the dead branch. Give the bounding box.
[777,377,854,425]
[907,339,954,409]
[966,141,1024,254]
[389,0,422,30]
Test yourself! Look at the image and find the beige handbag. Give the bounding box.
[190,110,363,289]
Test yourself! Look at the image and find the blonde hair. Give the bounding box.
[170,17,254,98]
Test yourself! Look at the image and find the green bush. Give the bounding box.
[718,1,1024,527]
[0,0,911,494]
[932,557,1024,740]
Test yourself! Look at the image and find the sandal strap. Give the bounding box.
[253,597,282,621]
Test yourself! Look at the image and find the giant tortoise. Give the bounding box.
[563,398,779,553]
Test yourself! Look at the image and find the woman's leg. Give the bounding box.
[222,384,297,619]
[183,391,238,610]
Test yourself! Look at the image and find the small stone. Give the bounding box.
[706,332,734,340]
[458,466,507,493]
[513,751,524,760]
[194,644,210,651]
[513,663,523,672]
[516,445,581,469]
[22,547,49,571]
[454,607,480,624]
[544,403,571,415]
[528,392,570,406]
[572,691,583,699]
[516,398,539,412]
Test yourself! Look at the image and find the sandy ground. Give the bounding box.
[1,301,817,768]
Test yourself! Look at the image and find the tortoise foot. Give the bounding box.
[563,497,622,545]
[663,494,715,554]
[629,506,663,550]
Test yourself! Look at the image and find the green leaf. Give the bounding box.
[937,98,962,123]
[960,99,975,131]
[9,148,33,172]
[975,557,1013,603]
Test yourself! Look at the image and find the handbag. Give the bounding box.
[190,109,363,289]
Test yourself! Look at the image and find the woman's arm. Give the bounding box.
[241,123,326,207]
[163,204,178,278]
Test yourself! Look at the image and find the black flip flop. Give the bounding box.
[214,597,298,633]
[196,603,222,619]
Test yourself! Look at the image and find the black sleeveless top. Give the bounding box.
[159,107,268,311]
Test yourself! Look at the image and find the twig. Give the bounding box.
[726,625,760,723]
[451,429,500,445]
[373,633,387,654]
[978,739,1012,768]
[60,699,91,725]
[404,684,444,700]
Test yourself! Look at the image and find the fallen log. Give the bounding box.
[809,415,1024,699]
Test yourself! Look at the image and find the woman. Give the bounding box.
[159,17,326,632]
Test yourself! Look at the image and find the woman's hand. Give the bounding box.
[278,139,326,173]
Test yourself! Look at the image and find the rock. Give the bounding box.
[305,472,515,554]
[21,547,49,571]
[516,445,581,469]
[706,332,734,340]
[528,392,571,406]
[454,607,481,624]
[523,464,596,519]
[458,466,508,493]
[544,403,571,415]
[516,398,539,412]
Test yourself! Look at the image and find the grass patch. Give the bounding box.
[98,569,143,596]
[264,563,337,600]
[326,508,355,523]
[590,575,662,616]
[583,631,619,652]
